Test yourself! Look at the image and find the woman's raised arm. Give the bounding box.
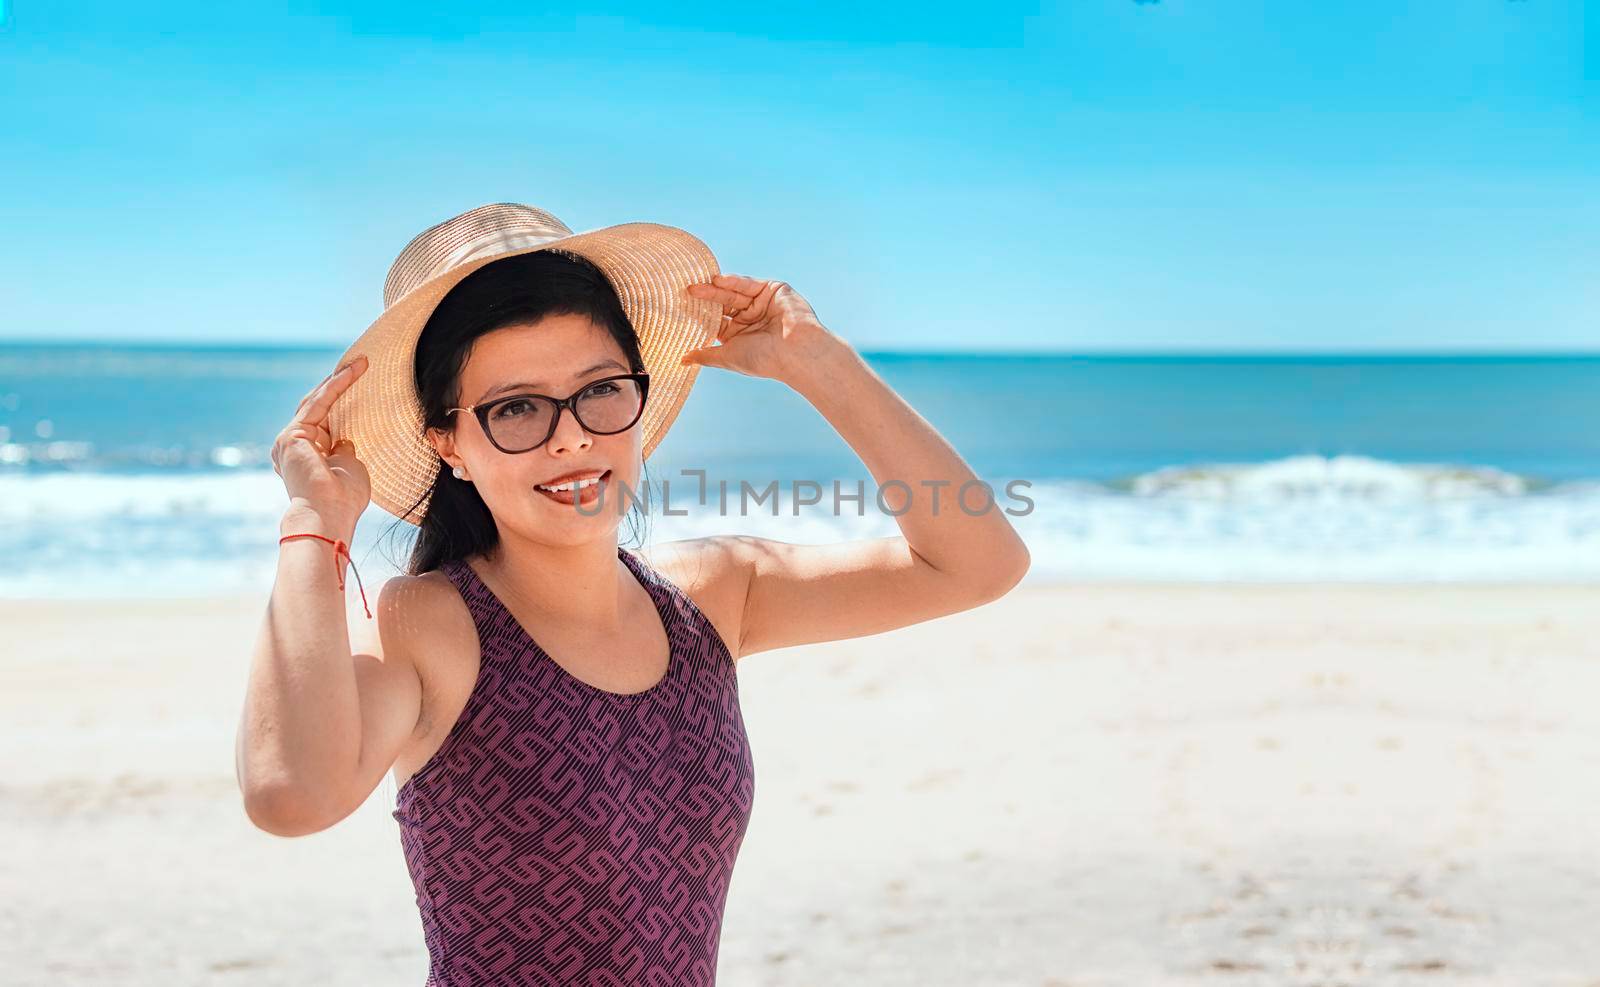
[234,355,423,836]
[679,276,1031,658]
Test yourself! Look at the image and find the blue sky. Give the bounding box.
[0,1,1593,352]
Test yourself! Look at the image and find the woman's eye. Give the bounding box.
[493,399,531,419]
[585,382,620,397]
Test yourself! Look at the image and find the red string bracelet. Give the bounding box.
[278,532,372,619]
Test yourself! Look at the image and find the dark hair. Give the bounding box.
[379,248,655,575]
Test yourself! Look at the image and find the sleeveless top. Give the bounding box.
[390,546,756,987]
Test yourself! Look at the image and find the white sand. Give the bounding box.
[4,581,1600,985]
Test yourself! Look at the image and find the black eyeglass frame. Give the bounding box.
[446,372,652,455]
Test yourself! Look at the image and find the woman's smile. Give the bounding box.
[534,468,611,506]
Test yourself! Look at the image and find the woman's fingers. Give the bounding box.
[295,354,368,427]
[687,273,772,304]
[686,282,752,317]
[688,277,784,324]
[675,342,726,366]
[294,365,342,414]
[709,273,766,295]
[277,356,367,477]
[300,421,335,453]
[271,423,333,475]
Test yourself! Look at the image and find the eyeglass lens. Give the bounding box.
[487,377,644,452]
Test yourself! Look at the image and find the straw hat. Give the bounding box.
[326,202,723,526]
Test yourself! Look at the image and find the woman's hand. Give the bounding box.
[272,354,372,535]
[681,274,841,384]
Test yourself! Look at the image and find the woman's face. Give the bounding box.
[431,313,643,548]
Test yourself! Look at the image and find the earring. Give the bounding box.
[452,466,468,481]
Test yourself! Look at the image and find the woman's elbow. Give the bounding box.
[975,543,1031,603]
[240,780,340,838]
[1003,547,1032,595]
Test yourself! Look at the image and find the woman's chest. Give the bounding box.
[397,621,753,820]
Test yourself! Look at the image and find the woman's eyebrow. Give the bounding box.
[479,359,627,401]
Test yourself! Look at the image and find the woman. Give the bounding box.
[236,203,1030,985]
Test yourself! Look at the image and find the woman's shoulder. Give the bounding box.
[632,537,748,661]
[632,536,738,593]
[388,562,469,610]
[350,565,479,670]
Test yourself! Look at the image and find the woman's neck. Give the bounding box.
[473,538,628,629]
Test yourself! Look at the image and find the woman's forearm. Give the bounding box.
[782,333,1031,591]
[235,506,365,834]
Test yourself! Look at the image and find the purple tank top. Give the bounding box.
[390,545,756,986]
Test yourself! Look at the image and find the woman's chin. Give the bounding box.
[530,481,629,528]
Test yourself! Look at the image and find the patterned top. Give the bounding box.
[391,545,756,986]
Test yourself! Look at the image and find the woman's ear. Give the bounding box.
[425,425,459,470]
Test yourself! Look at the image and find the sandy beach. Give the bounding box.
[5,579,1600,986]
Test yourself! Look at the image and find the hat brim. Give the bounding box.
[325,221,722,526]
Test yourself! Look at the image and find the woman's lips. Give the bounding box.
[534,468,610,506]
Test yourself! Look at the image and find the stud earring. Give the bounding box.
[452,466,468,481]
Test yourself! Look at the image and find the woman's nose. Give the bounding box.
[544,404,595,454]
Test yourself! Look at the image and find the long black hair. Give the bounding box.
[378,248,655,576]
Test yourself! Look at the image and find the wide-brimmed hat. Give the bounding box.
[325,201,722,525]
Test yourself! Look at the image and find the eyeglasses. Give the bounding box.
[447,372,650,454]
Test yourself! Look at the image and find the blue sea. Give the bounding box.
[5,341,1600,598]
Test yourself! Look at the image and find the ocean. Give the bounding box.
[4,341,1600,598]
